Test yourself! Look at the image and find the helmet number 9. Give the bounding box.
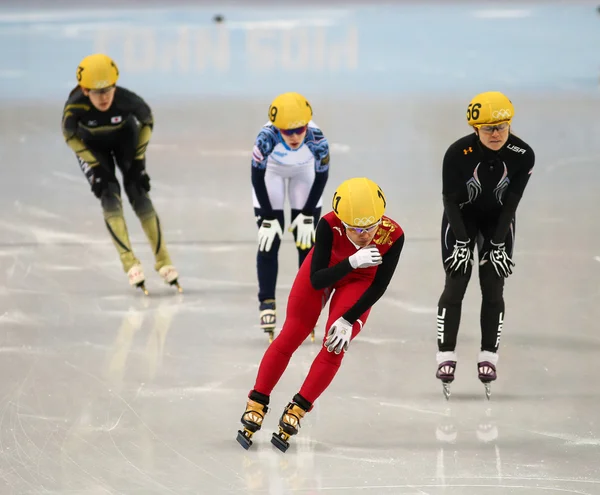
[269,106,278,123]
[467,103,481,121]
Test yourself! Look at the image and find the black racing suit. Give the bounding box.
[437,132,535,353]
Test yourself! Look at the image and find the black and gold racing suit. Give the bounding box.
[62,86,172,274]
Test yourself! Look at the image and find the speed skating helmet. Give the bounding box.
[268,92,313,130]
[77,53,119,90]
[466,91,514,127]
[332,177,386,227]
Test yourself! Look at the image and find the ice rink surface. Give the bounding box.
[1,1,600,493]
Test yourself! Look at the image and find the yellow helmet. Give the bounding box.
[268,92,313,130]
[467,91,514,127]
[76,53,119,90]
[332,178,387,227]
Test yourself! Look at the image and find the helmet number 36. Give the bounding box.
[467,103,481,121]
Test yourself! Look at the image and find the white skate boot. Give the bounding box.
[127,264,148,295]
[159,265,182,292]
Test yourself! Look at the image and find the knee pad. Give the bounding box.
[439,273,471,306]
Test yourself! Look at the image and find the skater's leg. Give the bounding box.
[478,261,505,354]
[101,183,140,274]
[297,282,371,404]
[255,209,285,334]
[252,283,323,397]
[437,213,476,353]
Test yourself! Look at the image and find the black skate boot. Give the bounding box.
[236,398,269,450]
[259,299,276,343]
[271,395,310,453]
[436,351,457,400]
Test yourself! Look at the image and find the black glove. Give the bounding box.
[130,159,151,192]
[86,166,107,198]
[487,241,514,278]
[444,239,472,275]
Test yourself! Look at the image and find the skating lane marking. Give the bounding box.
[150,142,350,155]
[351,396,446,416]
[283,483,596,493]
[524,429,600,446]
[382,298,436,314]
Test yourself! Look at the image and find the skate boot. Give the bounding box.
[259,299,276,343]
[478,351,498,400]
[159,265,182,293]
[436,351,457,400]
[128,264,148,295]
[271,395,310,453]
[236,399,269,450]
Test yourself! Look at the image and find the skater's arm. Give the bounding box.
[251,128,277,217]
[492,148,535,244]
[130,92,154,161]
[302,129,330,215]
[342,233,405,323]
[310,220,354,290]
[442,147,469,242]
[61,104,100,167]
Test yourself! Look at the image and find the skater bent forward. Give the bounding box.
[236,177,405,452]
[435,91,535,399]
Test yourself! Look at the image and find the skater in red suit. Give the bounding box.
[236,177,405,452]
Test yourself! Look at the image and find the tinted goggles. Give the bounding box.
[342,220,381,234]
[280,125,308,136]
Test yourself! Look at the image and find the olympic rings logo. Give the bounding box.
[492,109,512,119]
[353,216,376,226]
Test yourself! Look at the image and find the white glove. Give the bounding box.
[324,317,353,354]
[444,239,472,275]
[289,213,315,250]
[258,219,283,252]
[488,241,515,278]
[348,245,382,269]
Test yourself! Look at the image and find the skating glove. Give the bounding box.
[488,241,514,278]
[289,213,315,250]
[258,218,283,252]
[136,169,151,192]
[130,159,151,192]
[324,317,353,354]
[348,245,382,269]
[444,239,472,275]
[87,167,107,198]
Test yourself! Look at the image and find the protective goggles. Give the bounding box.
[342,219,381,234]
[476,122,509,134]
[280,125,308,136]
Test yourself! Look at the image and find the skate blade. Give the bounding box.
[262,328,275,343]
[271,432,290,453]
[484,383,491,400]
[310,329,315,342]
[135,282,149,296]
[442,382,451,400]
[236,429,254,450]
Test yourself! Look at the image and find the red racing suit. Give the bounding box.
[253,211,405,405]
